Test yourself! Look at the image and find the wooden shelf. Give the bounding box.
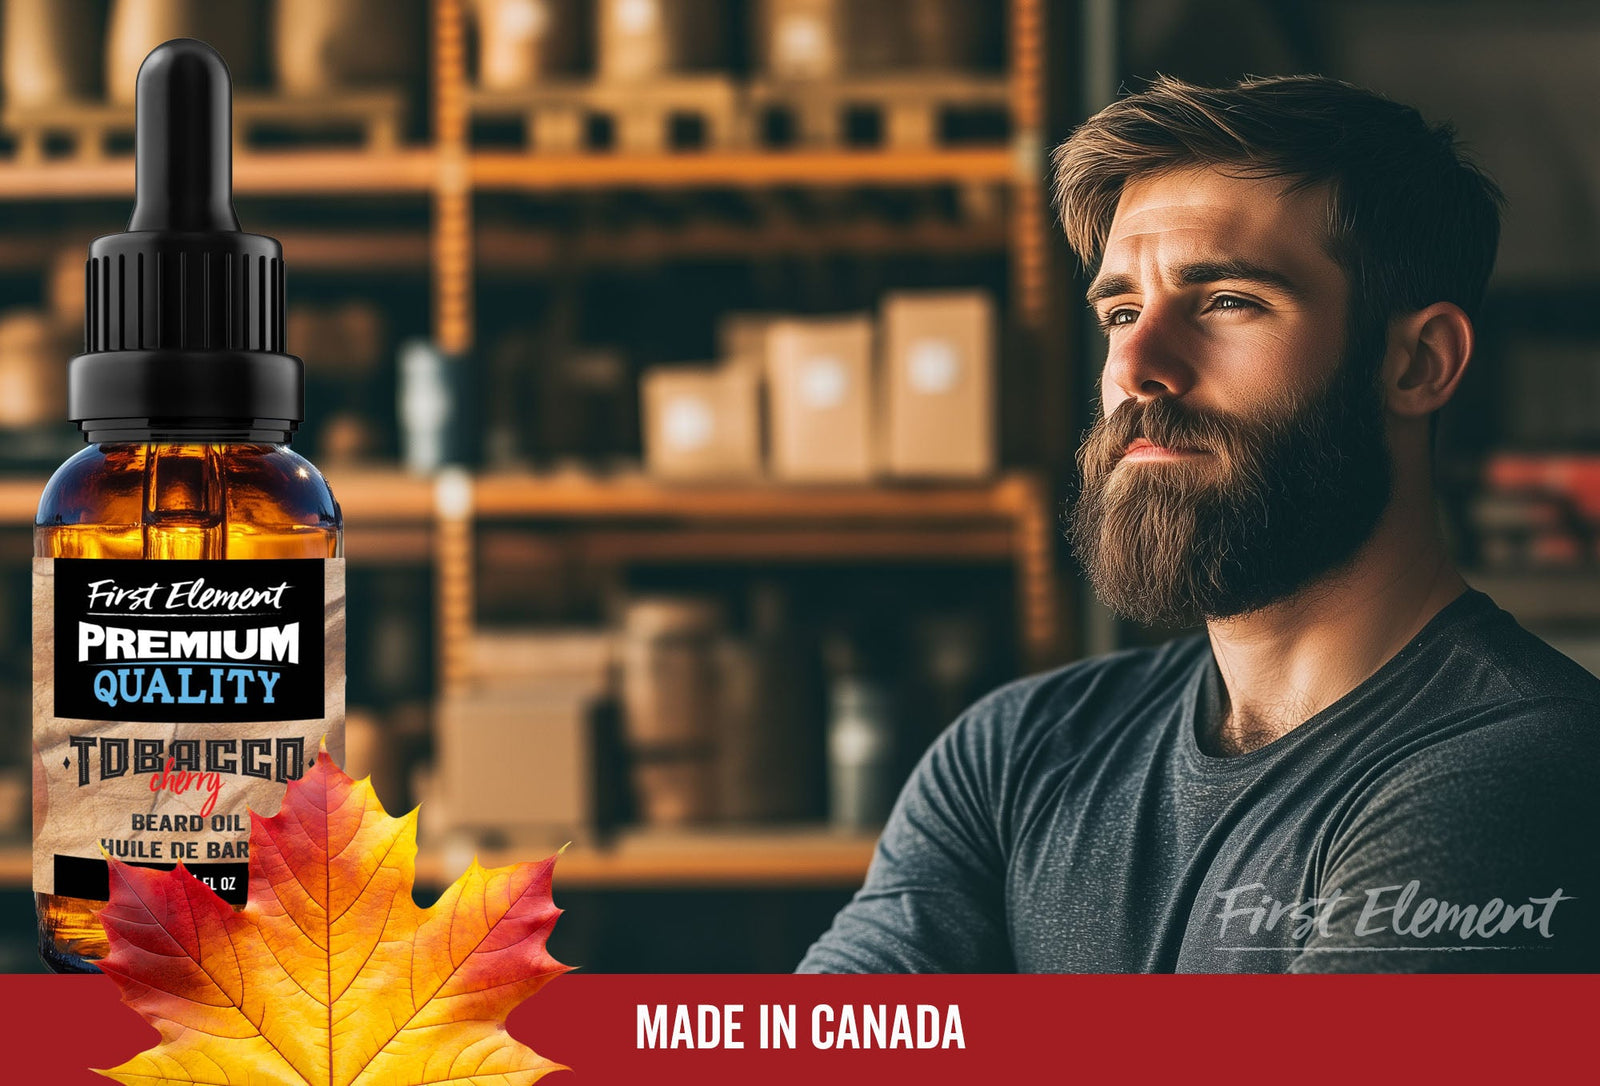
[0,469,1036,527]
[0,469,437,527]
[0,150,440,200]
[366,470,1043,566]
[0,826,878,893]
[0,469,436,564]
[0,147,1021,203]
[327,469,436,521]
[0,469,1049,571]
[469,470,1039,521]
[471,147,1024,191]
[445,468,1062,667]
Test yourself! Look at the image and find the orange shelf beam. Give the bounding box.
[1,471,1041,528]
[0,150,440,200]
[469,471,1039,521]
[471,147,1023,190]
[0,147,1021,200]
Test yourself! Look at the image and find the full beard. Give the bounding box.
[1066,357,1393,628]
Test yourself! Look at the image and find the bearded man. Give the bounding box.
[799,74,1600,972]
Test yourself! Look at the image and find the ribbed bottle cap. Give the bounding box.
[68,39,302,443]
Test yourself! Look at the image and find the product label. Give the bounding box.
[33,557,345,905]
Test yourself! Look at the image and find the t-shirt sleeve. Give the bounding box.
[1290,701,1600,973]
[796,692,1016,973]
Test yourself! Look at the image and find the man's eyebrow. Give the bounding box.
[1085,260,1307,306]
[1173,259,1307,299]
[1085,273,1137,307]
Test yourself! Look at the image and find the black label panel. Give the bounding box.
[53,854,251,906]
[53,558,325,724]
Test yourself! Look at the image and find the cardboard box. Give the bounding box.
[341,709,405,810]
[436,626,622,841]
[713,636,813,821]
[597,0,723,82]
[756,0,841,80]
[471,0,584,89]
[599,0,665,81]
[437,691,594,839]
[621,597,722,749]
[629,753,717,825]
[881,290,995,478]
[641,365,763,478]
[464,629,616,691]
[765,315,876,481]
[717,311,779,372]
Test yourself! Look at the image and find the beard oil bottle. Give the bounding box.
[32,39,345,972]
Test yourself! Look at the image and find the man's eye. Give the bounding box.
[1209,295,1260,312]
[1098,308,1137,331]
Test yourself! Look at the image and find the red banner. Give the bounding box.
[1,973,1593,1082]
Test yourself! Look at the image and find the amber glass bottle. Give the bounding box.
[35,444,341,971]
[32,41,344,972]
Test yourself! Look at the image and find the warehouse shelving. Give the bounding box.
[0,2,1052,337]
[0,0,1067,890]
[438,468,1060,680]
[0,468,1059,660]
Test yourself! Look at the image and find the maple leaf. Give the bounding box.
[94,751,570,1085]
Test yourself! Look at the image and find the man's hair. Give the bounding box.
[1051,74,1506,364]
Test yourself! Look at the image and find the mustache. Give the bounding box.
[1080,397,1260,476]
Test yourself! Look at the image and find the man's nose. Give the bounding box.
[1102,305,1197,403]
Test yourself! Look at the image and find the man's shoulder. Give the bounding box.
[1449,590,1600,709]
[1384,692,1600,785]
[1350,598,1600,825]
[1339,590,1600,791]
[947,635,1209,756]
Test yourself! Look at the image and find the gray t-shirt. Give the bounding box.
[799,589,1600,972]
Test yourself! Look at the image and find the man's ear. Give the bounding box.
[1382,302,1474,418]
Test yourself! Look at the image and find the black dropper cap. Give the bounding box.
[68,39,301,443]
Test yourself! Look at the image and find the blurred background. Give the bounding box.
[0,0,1596,972]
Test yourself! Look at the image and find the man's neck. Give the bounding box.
[1199,500,1468,757]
